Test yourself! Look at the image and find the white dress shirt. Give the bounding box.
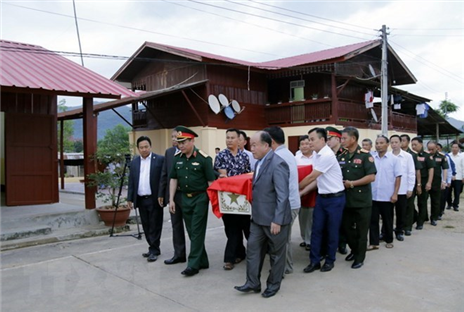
[450,152,464,180]
[243,149,257,170]
[313,145,344,194]
[275,145,301,209]
[371,151,402,201]
[392,149,415,195]
[137,153,152,196]
[295,153,313,165]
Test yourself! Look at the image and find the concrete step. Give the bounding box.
[1,224,53,241]
[0,224,131,251]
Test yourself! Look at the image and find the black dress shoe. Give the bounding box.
[454,208,459,211]
[320,262,334,272]
[351,262,363,269]
[142,252,150,258]
[416,225,423,230]
[234,284,261,293]
[345,253,355,261]
[338,246,348,255]
[446,206,452,210]
[431,220,437,226]
[404,230,412,236]
[164,256,186,265]
[147,254,158,262]
[300,242,307,247]
[438,215,443,220]
[261,288,278,298]
[303,262,321,273]
[396,234,404,241]
[181,267,199,276]
[379,234,384,241]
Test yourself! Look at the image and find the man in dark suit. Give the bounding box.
[127,136,165,262]
[158,128,186,265]
[235,131,291,298]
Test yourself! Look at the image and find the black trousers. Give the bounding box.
[447,180,462,209]
[429,187,441,222]
[342,206,371,263]
[137,195,164,255]
[394,195,407,234]
[404,188,417,231]
[370,201,394,245]
[440,187,450,215]
[170,192,186,259]
[222,214,250,263]
[417,182,429,226]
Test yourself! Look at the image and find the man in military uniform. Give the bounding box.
[426,141,449,226]
[338,127,376,269]
[411,137,434,230]
[400,134,422,235]
[169,126,216,276]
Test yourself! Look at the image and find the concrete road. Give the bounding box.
[1,209,463,312]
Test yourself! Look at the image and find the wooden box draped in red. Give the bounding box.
[298,165,317,208]
[207,173,253,218]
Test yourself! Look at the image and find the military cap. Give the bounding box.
[175,126,198,142]
[326,126,342,138]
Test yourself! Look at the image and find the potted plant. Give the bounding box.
[311,93,318,100]
[86,125,132,227]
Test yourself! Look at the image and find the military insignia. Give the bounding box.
[354,159,362,164]
[177,131,182,137]
[198,150,209,158]
[418,157,424,161]
[436,158,442,162]
[410,149,418,154]
[439,151,445,156]
[430,156,433,160]
[368,157,374,163]
[176,161,183,165]
[174,150,181,156]
[192,162,200,166]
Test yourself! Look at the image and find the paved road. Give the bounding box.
[1,208,463,312]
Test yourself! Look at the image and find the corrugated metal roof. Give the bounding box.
[257,40,380,69]
[0,40,135,98]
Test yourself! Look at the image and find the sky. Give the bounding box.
[1,0,463,119]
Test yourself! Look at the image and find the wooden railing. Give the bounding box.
[133,110,147,128]
[266,99,417,132]
[266,99,332,125]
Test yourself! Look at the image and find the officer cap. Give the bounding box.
[175,126,198,142]
[326,126,342,138]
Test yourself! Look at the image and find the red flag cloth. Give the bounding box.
[298,165,317,207]
[207,173,254,218]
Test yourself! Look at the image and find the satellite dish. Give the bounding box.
[218,94,230,107]
[370,108,378,122]
[231,100,241,113]
[224,106,235,120]
[208,95,220,114]
[368,64,376,77]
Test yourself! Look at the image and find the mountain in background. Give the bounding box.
[71,105,132,140]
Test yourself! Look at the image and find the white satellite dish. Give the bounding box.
[208,94,221,114]
[231,100,241,113]
[370,108,378,122]
[218,94,230,107]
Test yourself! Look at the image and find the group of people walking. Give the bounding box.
[126,124,463,299]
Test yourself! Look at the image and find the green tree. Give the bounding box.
[438,99,459,118]
[86,124,132,207]
[73,139,83,153]
[57,99,75,152]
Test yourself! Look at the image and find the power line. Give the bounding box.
[230,0,375,37]
[3,2,281,58]
[390,40,464,85]
[248,0,374,31]
[161,0,334,48]
[187,0,372,41]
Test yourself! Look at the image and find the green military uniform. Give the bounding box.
[338,146,377,264]
[428,151,449,223]
[170,128,216,272]
[405,148,422,232]
[416,149,435,227]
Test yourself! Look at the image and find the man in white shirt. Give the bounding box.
[447,142,464,211]
[300,128,346,273]
[239,130,257,170]
[390,135,415,242]
[264,126,301,275]
[295,135,313,251]
[369,135,402,249]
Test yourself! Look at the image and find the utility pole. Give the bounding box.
[380,25,389,136]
